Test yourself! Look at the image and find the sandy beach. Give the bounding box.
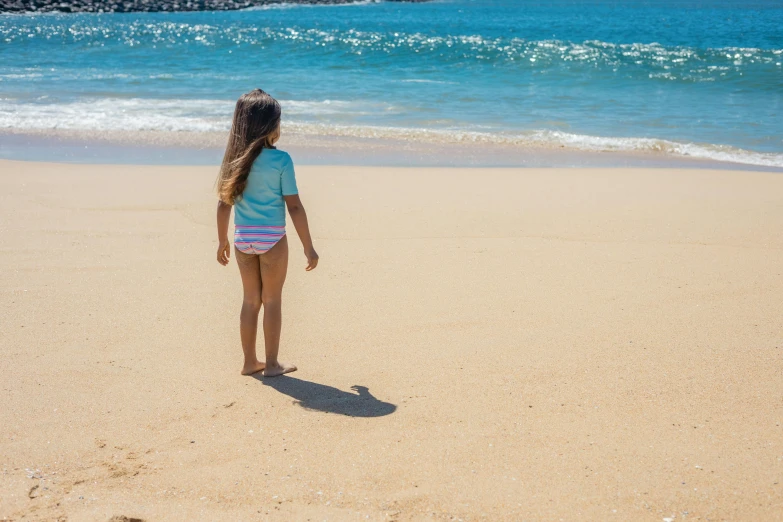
[1,159,782,521]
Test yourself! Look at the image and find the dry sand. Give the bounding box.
[1,159,782,521]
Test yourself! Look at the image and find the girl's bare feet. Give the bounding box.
[241,360,266,375]
[263,362,297,377]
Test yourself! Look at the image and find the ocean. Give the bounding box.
[1,0,782,167]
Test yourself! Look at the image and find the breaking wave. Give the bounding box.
[2,97,780,167]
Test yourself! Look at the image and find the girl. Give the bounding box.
[215,89,318,377]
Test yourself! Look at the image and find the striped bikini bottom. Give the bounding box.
[234,225,286,255]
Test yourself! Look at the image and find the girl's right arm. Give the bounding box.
[216,200,232,266]
[284,194,319,271]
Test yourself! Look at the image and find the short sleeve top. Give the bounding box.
[233,148,298,227]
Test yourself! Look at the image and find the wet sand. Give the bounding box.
[1,159,781,521]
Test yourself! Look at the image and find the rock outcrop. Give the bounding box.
[1,0,427,13]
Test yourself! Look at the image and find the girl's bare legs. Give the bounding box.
[235,248,266,375]
[257,235,297,377]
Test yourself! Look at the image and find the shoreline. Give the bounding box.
[2,160,782,520]
[4,128,782,171]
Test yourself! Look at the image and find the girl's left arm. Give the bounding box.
[216,200,232,265]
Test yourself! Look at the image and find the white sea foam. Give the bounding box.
[399,79,458,85]
[285,123,783,168]
[527,130,783,168]
[0,97,233,132]
[0,97,396,131]
[1,97,781,168]
[282,99,398,116]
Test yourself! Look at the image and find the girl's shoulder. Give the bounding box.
[254,148,293,170]
[262,147,293,164]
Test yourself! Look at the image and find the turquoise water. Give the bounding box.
[1,0,782,166]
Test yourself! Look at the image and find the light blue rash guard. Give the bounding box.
[233,148,298,227]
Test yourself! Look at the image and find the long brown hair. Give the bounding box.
[217,89,282,204]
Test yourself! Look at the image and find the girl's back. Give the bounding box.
[234,149,298,228]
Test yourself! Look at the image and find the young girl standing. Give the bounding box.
[216,89,318,377]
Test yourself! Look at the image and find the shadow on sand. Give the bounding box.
[254,375,397,417]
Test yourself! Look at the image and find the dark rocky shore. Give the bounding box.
[1,0,426,13]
